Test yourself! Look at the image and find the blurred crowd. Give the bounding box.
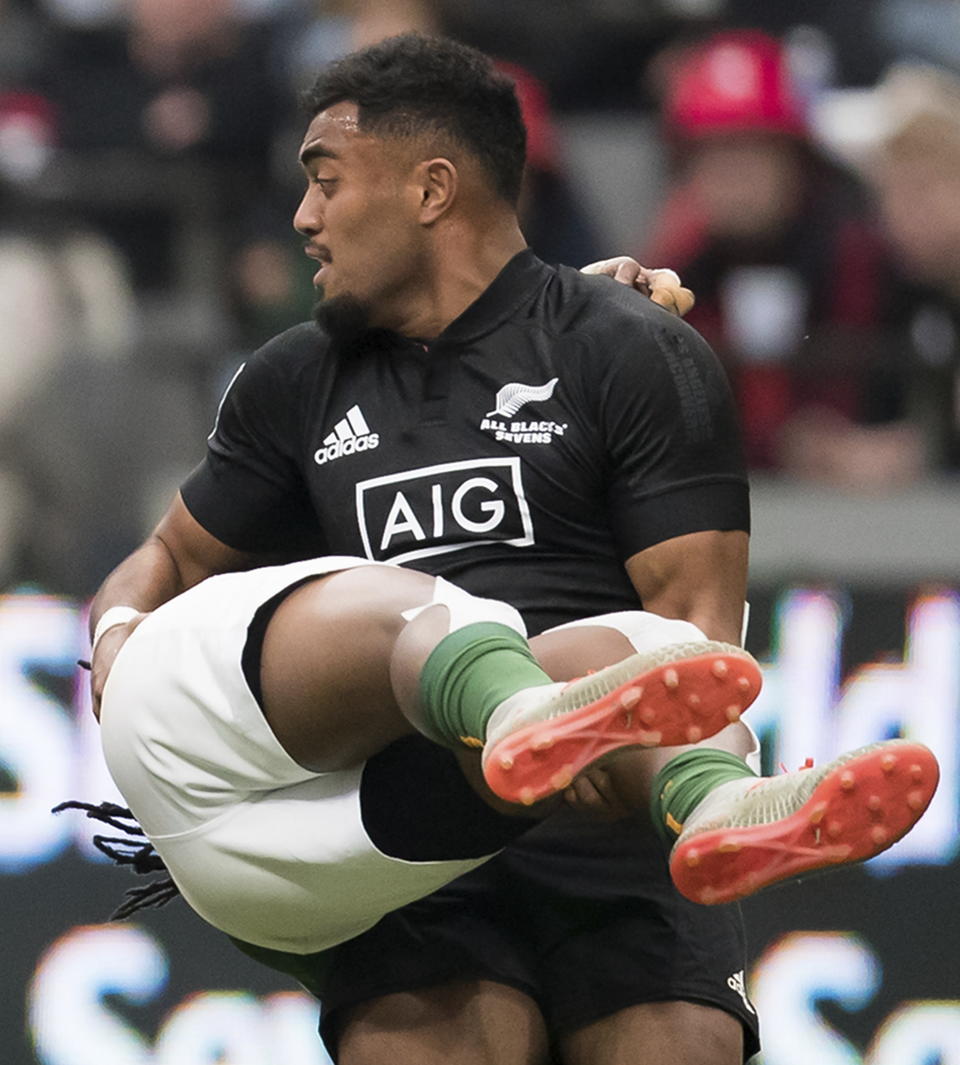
[3,0,960,595]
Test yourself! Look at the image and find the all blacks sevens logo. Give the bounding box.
[355,457,535,564]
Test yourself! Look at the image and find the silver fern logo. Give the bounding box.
[485,377,559,418]
[480,377,566,445]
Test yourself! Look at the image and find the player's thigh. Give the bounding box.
[528,610,709,683]
[338,979,552,1065]
[259,564,434,769]
[529,624,635,682]
[559,1000,743,1065]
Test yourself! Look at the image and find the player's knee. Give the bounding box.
[425,577,526,636]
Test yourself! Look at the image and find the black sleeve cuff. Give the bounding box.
[612,478,750,559]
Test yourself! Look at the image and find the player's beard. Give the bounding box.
[313,292,374,353]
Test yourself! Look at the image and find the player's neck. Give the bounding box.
[392,220,528,341]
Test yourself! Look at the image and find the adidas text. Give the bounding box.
[314,433,379,465]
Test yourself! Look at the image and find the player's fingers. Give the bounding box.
[642,267,683,290]
[650,281,696,318]
[563,769,631,820]
[651,289,677,315]
[642,267,694,317]
[90,671,105,722]
[579,257,617,275]
[613,259,644,287]
[89,617,146,722]
[581,258,694,314]
[562,775,608,816]
[580,256,644,289]
[584,766,632,816]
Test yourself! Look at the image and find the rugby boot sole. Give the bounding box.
[670,740,940,905]
[483,641,762,806]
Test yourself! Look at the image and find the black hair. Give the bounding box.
[303,33,527,205]
[53,800,181,920]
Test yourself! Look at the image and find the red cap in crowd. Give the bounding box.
[665,30,807,140]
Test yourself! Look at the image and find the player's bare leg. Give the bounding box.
[339,981,550,1065]
[257,566,761,805]
[338,986,745,1065]
[258,565,426,771]
[560,1000,743,1065]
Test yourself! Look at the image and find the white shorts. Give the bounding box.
[99,557,498,955]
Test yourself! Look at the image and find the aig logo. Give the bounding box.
[355,457,535,564]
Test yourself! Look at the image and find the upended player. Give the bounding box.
[88,558,765,966]
[85,33,940,1065]
[80,557,933,1000]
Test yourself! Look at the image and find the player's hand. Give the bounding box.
[90,614,147,722]
[580,257,695,318]
[562,765,633,821]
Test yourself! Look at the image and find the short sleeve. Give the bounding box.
[180,344,323,555]
[599,313,750,558]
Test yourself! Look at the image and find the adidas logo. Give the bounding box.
[726,970,756,1014]
[314,405,380,466]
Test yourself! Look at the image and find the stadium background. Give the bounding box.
[2,1,959,1062]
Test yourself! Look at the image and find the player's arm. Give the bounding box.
[89,494,261,718]
[624,529,747,645]
[563,531,747,818]
[598,309,750,636]
[563,313,750,817]
[93,493,255,621]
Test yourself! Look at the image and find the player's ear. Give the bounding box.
[415,158,458,224]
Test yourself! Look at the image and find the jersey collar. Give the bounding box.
[433,248,551,345]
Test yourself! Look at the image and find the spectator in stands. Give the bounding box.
[853,63,960,469]
[46,0,289,294]
[51,0,285,164]
[643,29,921,485]
[0,0,218,594]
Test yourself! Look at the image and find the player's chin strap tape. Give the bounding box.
[52,800,182,919]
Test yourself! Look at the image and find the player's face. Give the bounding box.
[294,101,427,329]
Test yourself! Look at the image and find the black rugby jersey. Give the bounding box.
[183,250,748,636]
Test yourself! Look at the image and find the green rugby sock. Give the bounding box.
[652,749,757,843]
[418,622,554,748]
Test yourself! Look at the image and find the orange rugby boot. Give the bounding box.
[482,640,762,806]
[669,739,940,905]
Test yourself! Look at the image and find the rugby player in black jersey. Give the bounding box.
[87,33,939,1065]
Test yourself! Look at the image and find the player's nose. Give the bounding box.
[293,189,322,237]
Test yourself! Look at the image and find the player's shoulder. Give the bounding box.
[249,320,330,373]
[548,265,713,364]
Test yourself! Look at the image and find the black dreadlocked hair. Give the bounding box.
[53,800,182,920]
